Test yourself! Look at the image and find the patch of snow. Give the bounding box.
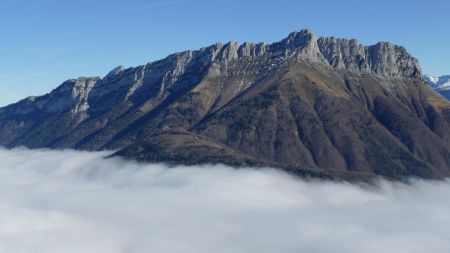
[425,74,450,90]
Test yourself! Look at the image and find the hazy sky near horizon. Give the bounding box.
[0,0,449,106]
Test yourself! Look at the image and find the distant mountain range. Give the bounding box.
[1,29,450,180]
[425,75,450,100]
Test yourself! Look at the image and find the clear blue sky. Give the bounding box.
[0,0,449,106]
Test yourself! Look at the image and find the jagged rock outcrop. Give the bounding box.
[318,37,370,72]
[317,37,422,78]
[1,29,449,180]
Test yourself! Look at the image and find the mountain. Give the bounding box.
[424,75,450,100]
[1,29,450,180]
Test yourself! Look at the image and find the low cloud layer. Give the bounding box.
[0,148,449,253]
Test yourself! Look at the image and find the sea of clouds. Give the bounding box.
[0,148,449,253]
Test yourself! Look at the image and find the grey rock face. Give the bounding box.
[317,37,370,72]
[50,77,101,113]
[366,42,422,78]
[270,29,325,62]
[3,77,101,115]
[317,37,422,78]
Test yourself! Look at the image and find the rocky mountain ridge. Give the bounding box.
[3,30,422,116]
[1,29,449,180]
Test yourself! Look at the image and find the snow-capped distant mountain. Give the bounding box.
[424,74,450,100]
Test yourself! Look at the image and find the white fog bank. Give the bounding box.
[0,148,449,253]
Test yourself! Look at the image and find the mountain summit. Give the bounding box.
[1,29,449,180]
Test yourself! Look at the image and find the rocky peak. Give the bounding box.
[317,36,422,78]
[365,42,422,78]
[281,29,316,49]
[317,37,370,73]
[45,77,101,113]
[105,65,125,79]
[271,29,325,62]
[54,77,100,96]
